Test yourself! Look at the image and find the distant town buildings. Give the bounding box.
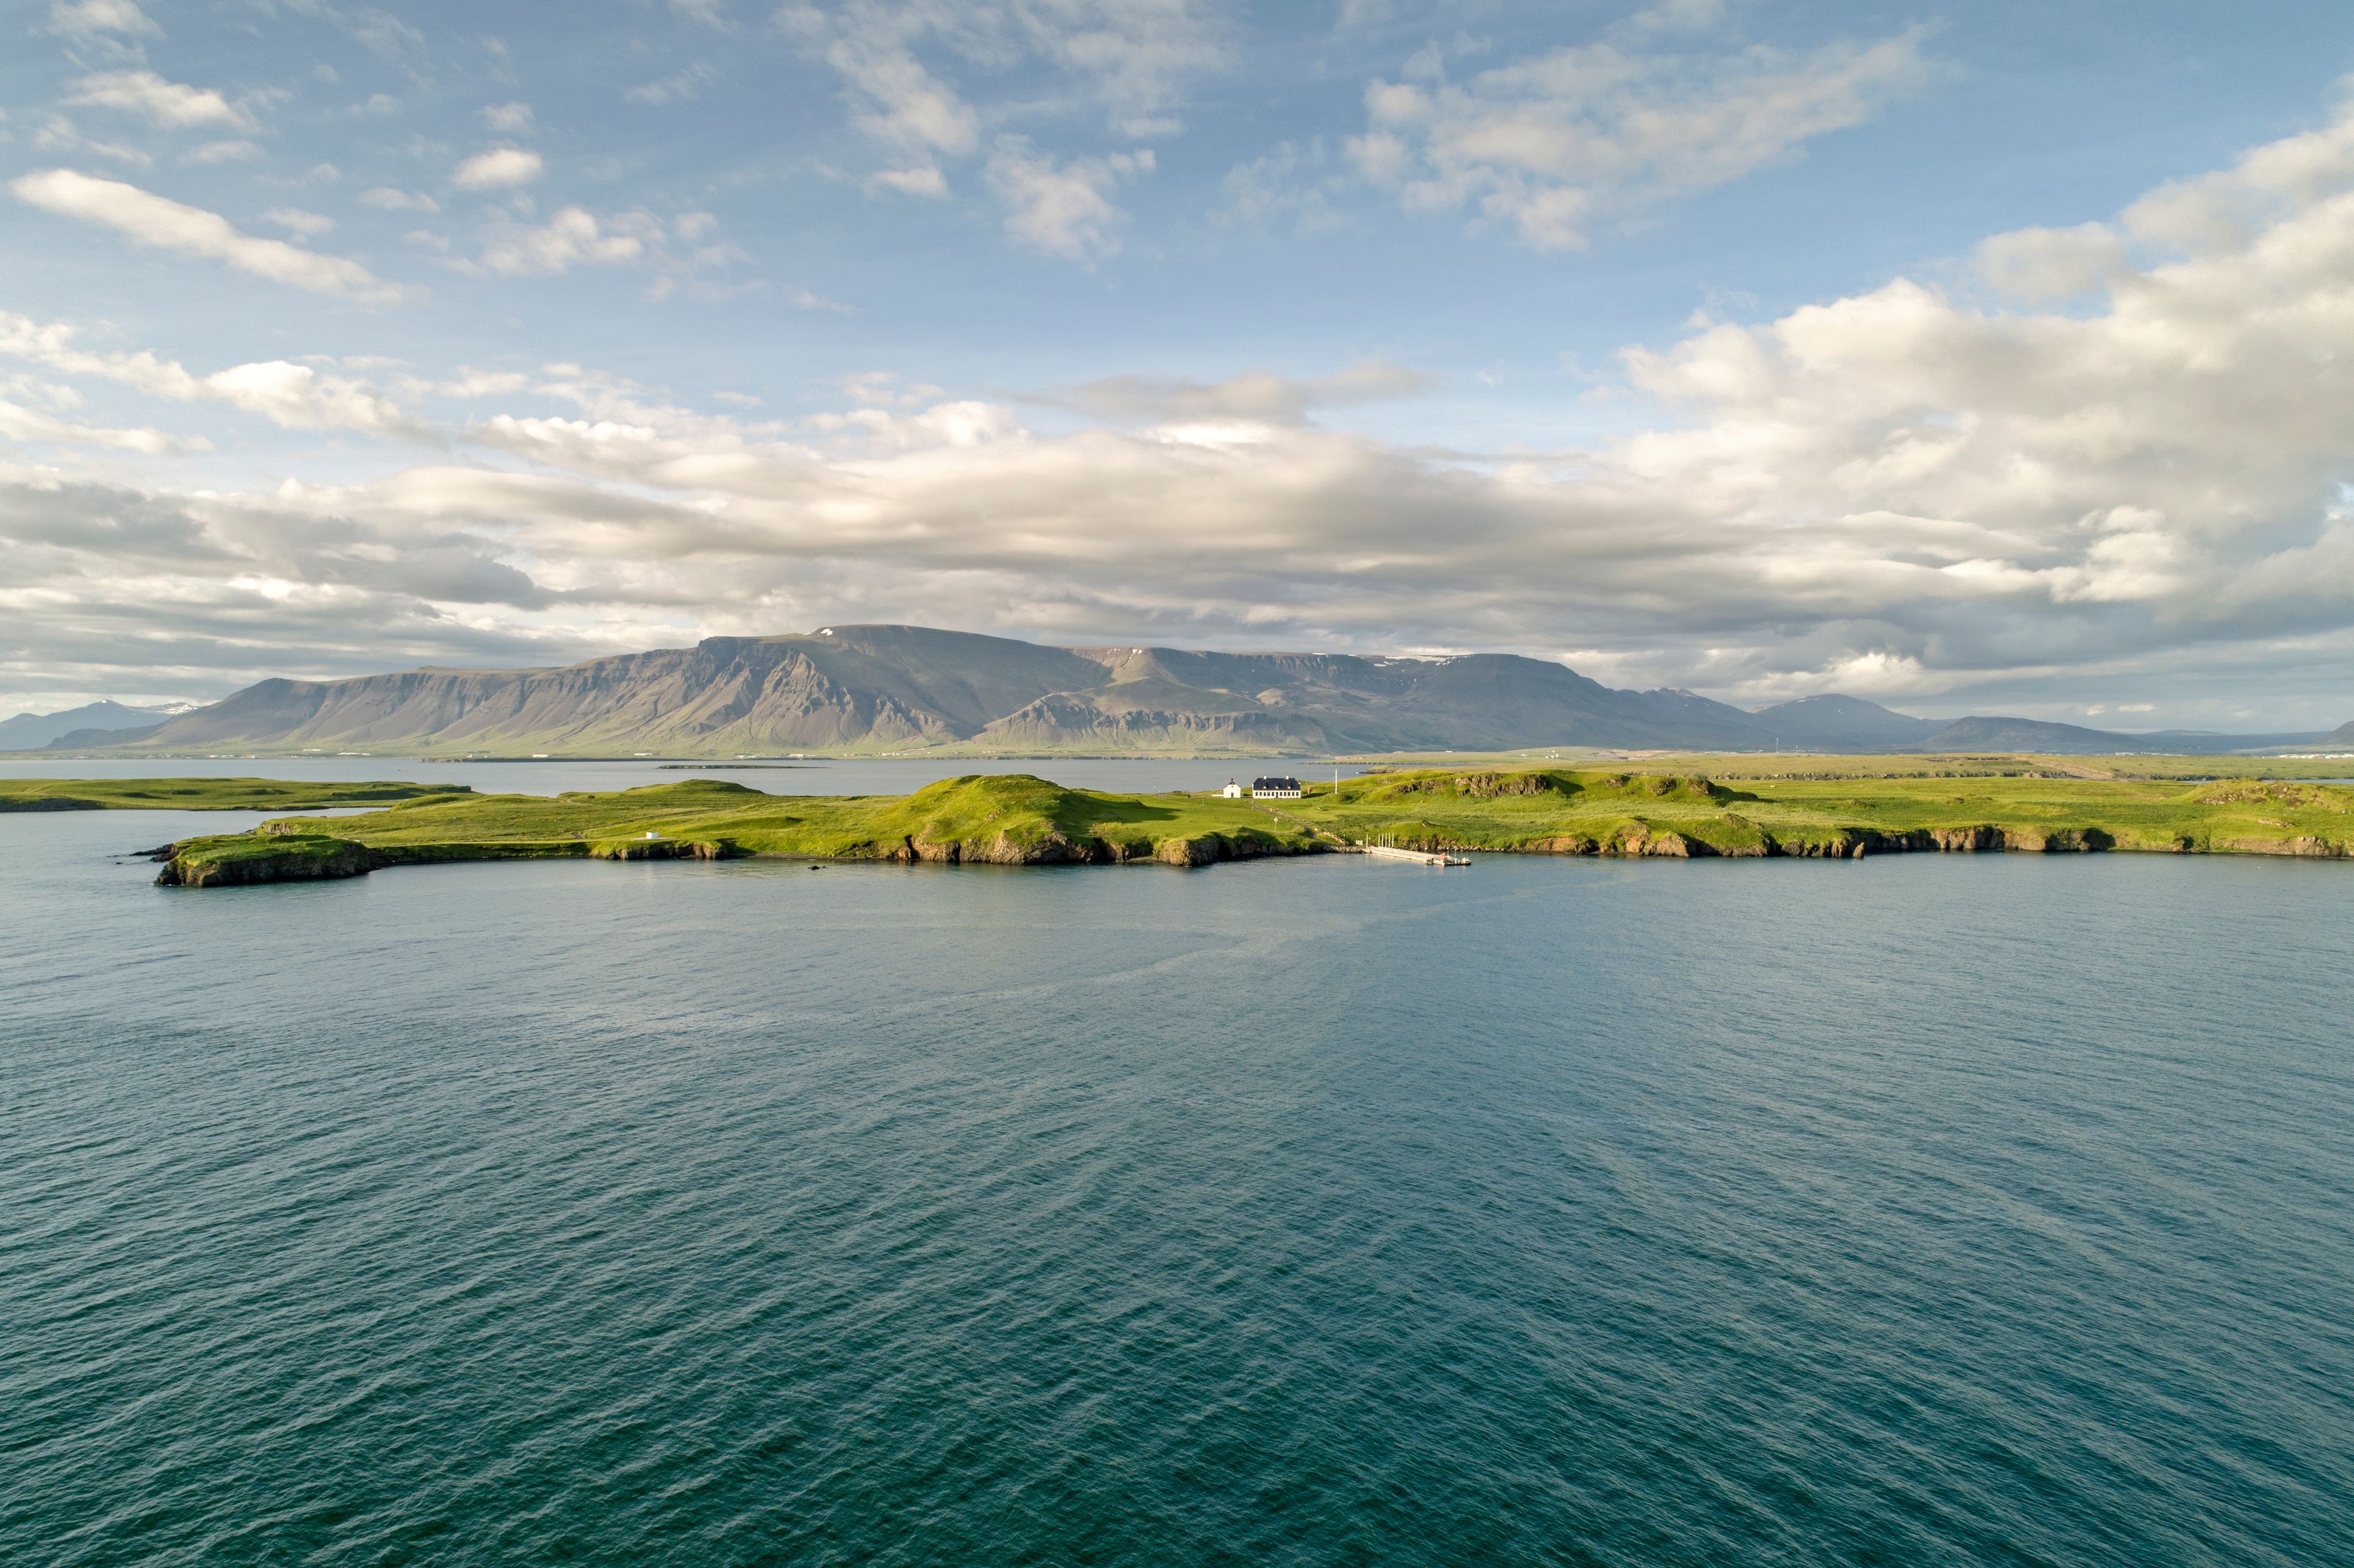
[1251,776,1303,799]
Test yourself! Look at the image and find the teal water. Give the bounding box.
[4,788,2352,1564]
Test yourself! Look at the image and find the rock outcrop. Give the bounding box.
[154,834,383,887]
[879,828,1301,866]
[589,838,738,861]
[1361,820,2126,860]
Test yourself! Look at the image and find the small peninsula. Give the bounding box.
[28,764,2345,888]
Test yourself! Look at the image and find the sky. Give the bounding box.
[7,0,2354,731]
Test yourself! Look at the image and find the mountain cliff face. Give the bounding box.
[121,625,1805,756]
[86,623,2310,756]
[143,628,1107,755]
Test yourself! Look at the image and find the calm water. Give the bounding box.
[4,775,2352,1565]
[0,755,1359,798]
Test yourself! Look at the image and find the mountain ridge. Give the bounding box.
[0,700,185,752]
[28,624,2328,757]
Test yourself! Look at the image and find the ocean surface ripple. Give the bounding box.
[4,803,2351,1564]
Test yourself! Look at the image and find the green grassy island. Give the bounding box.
[40,761,2348,887]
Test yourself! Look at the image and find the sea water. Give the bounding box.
[3,769,2350,1565]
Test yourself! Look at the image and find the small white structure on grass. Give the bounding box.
[1221,779,1243,798]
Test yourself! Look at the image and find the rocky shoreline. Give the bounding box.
[147,826,1317,885]
[147,816,2353,888]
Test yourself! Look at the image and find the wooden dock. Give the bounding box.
[1358,845,1471,866]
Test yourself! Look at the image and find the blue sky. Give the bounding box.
[7,0,2354,731]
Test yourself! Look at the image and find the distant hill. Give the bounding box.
[1907,715,2162,753]
[71,625,2323,757]
[1906,717,2324,755]
[0,700,181,752]
[1748,694,1942,750]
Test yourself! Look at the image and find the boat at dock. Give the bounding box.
[1358,845,1471,866]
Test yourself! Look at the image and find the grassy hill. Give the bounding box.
[150,775,1322,885]
[1286,767,2354,858]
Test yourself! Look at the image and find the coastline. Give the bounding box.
[112,764,2354,888]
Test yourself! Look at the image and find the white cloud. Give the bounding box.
[67,70,255,131]
[479,207,655,274]
[10,170,413,305]
[1975,222,2128,302]
[1215,138,1346,234]
[779,3,1225,250]
[441,369,530,397]
[467,210,743,286]
[870,166,948,197]
[481,101,533,132]
[183,139,262,164]
[452,147,544,189]
[1628,0,1728,32]
[790,10,978,158]
[625,64,717,105]
[262,207,336,237]
[0,399,186,452]
[837,370,942,408]
[35,114,150,166]
[1349,24,1931,248]
[200,360,429,439]
[47,0,157,40]
[0,310,200,400]
[785,1,1228,155]
[985,139,1151,259]
[344,9,429,77]
[0,311,432,440]
[1065,362,1433,424]
[359,186,438,213]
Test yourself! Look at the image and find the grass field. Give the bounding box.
[1343,750,2354,782]
[0,777,473,812]
[148,774,1322,885]
[44,764,2353,886]
[1278,767,2354,858]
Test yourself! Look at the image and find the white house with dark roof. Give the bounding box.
[1221,778,1243,797]
[1251,776,1303,799]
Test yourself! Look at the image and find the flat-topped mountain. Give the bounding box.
[49,624,2318,757]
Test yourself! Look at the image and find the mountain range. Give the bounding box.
[13,625,2334,758]
[0,700,189,752]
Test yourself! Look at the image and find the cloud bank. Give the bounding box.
[12,97,2354,726]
